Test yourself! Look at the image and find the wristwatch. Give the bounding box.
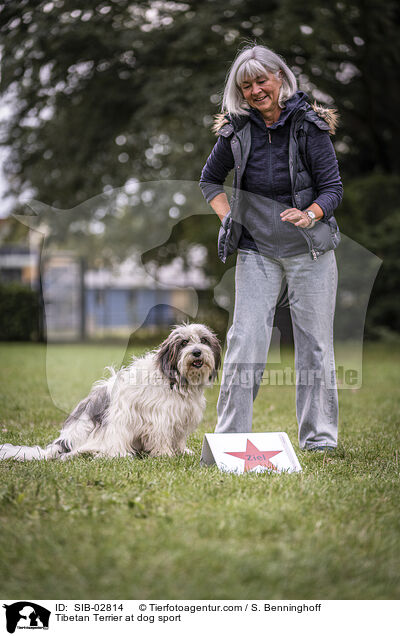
[304,210,317,229]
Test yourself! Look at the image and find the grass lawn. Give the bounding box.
[0,341,399,600]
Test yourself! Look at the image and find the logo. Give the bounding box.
[3,603,50,634]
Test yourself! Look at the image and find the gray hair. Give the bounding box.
[222,45,298,115]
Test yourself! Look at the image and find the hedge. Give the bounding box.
[0,282,40,341]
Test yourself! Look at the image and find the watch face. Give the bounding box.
[307,211,316,220]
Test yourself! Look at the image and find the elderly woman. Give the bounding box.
[199,45,342,451]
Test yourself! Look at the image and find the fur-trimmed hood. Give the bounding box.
[212,97,339,136]
[309,102,339,135]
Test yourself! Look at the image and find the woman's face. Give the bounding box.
[240,71,283,118]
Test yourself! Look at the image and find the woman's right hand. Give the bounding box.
[210,192,231,223]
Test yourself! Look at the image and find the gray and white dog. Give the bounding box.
[0,324,221,461]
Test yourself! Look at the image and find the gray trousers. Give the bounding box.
[216,249,339,449]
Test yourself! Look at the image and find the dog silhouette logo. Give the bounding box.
[3,602,50,633]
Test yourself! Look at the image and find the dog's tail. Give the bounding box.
[0,440,64,461]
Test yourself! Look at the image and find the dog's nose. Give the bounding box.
[192,349,202,357]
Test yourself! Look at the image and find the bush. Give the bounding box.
[0,283,40,341]
[338,173,400,336]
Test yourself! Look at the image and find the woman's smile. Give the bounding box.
[240,73,283,123]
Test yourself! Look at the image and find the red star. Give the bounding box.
[225,439,283,472]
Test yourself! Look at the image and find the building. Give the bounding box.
[0,242,209,340]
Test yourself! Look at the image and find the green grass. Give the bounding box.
[0,341,399,599]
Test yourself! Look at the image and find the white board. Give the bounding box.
[201,432,302,474]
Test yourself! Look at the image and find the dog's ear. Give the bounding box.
[208,332,222,382]
[155,335,181,387]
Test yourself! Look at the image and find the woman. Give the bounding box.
[199,45,342,451]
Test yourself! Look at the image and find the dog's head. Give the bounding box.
[155,323,221,388]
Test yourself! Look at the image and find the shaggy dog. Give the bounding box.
[0,324,221,461]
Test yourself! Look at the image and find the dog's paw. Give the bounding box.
[59,452,75,461]
[183,447,194,455]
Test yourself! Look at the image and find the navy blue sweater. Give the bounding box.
[200,91,343,253]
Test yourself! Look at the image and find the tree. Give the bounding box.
[2,0,399,203]
[1,0,399,332]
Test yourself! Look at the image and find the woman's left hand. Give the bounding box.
[280,208,311,228]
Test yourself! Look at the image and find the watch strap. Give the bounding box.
[304,210,317,229]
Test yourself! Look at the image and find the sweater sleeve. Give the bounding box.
[199,134,235,203]
[305,125,343,219]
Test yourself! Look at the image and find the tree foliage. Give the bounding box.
[1,0,399,332]
[0,281,39,340]
[2,0,399,202]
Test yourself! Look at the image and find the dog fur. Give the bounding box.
[0,324,221,461]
